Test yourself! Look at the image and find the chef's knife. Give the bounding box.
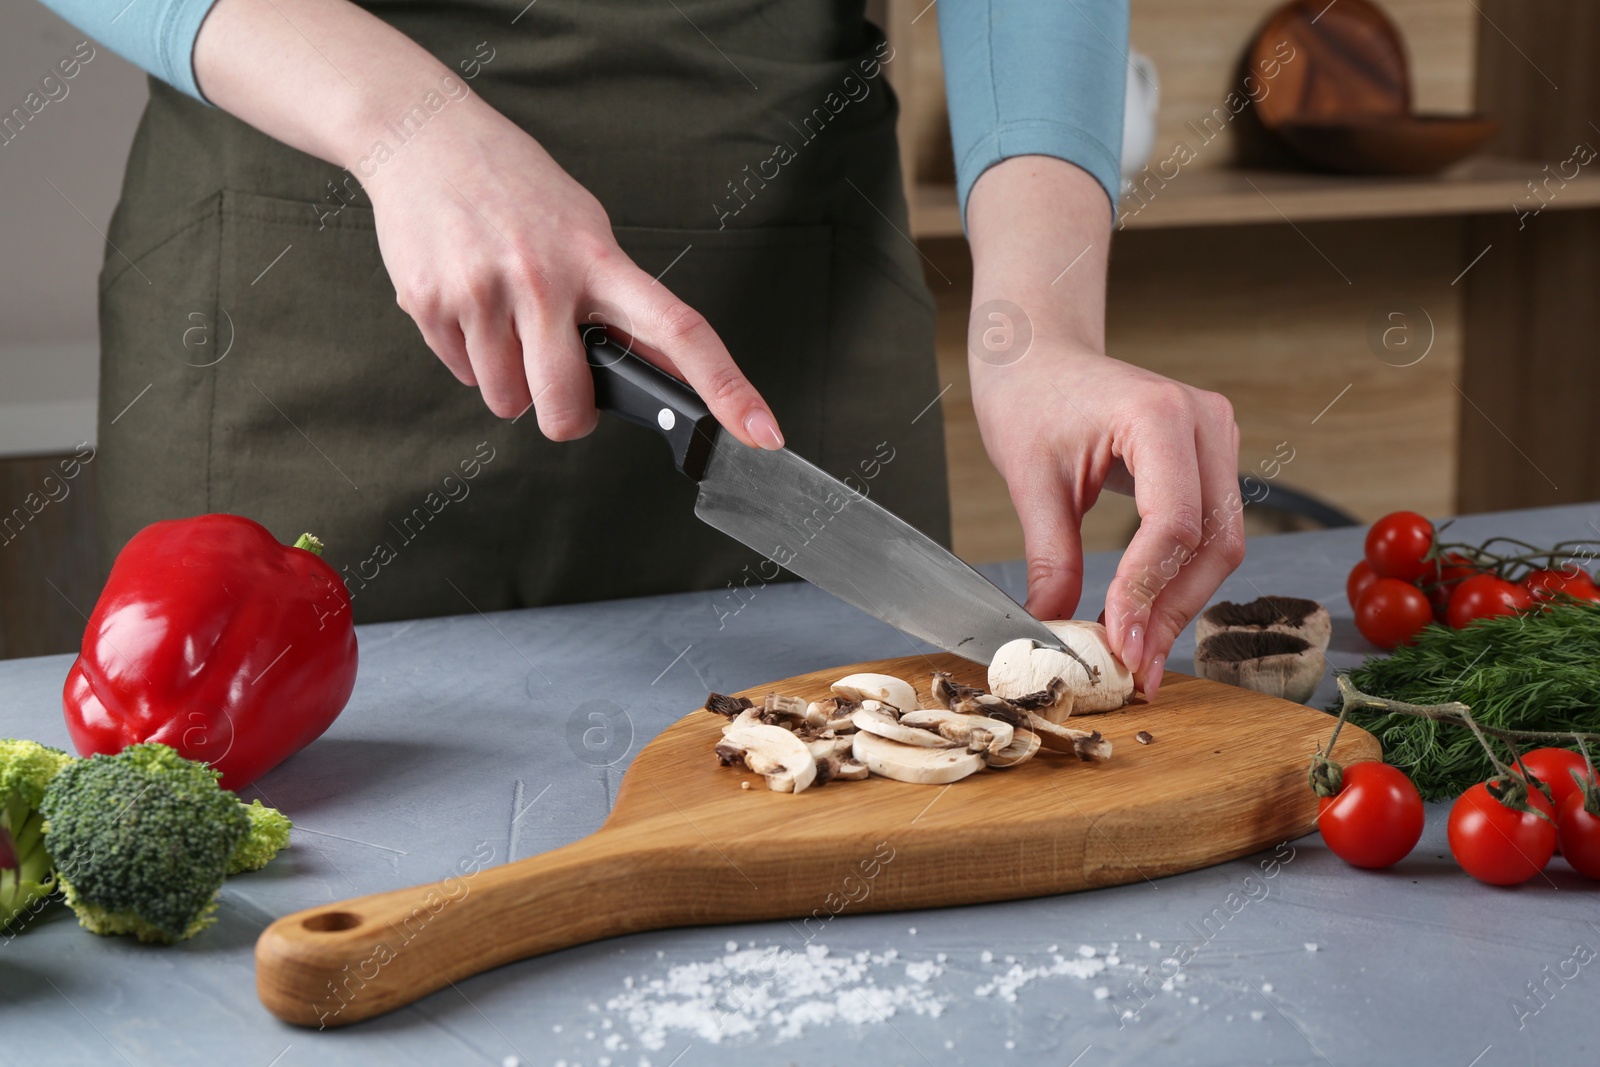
[582,325,1062,664]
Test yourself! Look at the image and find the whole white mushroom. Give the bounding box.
[987,619,1134,719]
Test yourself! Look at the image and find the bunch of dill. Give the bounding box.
[1333,599,1600,801]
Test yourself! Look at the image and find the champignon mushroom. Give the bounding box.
[807,697,861,732]
[851,701,962,748]
[704,692,754,718]
[831,673,920,713]
[984,728,1042,768]
[1193,630,1324,704]
[1194,596,1331,655]
[760,692,828,728]
[850,730,986,784]
[928,671,986,710]
[988,620,1133,719]
[900,708,1015,755]
[718,723,818,793]
[951,693,1111,763]
[804,735,855,762]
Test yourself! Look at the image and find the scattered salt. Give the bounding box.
[1047,944,1058,953]
[502,1057,520,1067]
[1076,945,1096,958]
[976,956,1105,1002]
[1250,1010,1266,1022]
[604,944,946,1050]
[1148,940,1161,950]
[553,1025,562,1033]
[1304,942,1319,952]
[980,950,994,963]
[1261,983,1273,994]
[1004,1040,1015,1049]
[1106,956,1120,966]
[908,927,917,935]
[1004,955,1016,964]
[726,941,739,952]
[936,953,948,964]
[1092,987,1110,1000]
[1189,996,1200,1005]
[1225,1014,1234,1022]
[944,1040,955,1050]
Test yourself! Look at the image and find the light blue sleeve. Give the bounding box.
[38,0,220,103]
[937,0,1128,227]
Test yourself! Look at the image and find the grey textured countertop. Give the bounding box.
[6,504,1600,1066]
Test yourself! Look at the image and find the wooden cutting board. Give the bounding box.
[256,653,1379,1027]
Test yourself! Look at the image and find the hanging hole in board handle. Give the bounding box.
[302,911,362,933]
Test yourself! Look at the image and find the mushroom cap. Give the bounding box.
[900,708,1016,754]
[851,702,962,748]
[831,673,920,713]
[721,723,819,793]
[850,730,986,784]
[983,727,1042,768]
[1192,630,1325,705]
[1194,596,1331,655]
[988,619,1134,716]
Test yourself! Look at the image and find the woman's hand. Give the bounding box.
[195,0,783,448]
[965,156,1244,697]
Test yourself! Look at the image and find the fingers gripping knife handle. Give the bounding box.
[581,324,718,480]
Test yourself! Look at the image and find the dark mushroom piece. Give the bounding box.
[1194,596,1330,654]
[1193,630,1324,704]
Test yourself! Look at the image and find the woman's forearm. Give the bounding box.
[193,0,463,177]
[964,154,1113,356]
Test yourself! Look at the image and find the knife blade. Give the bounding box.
[582,325,1063,663]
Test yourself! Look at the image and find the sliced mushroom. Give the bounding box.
[831,673,920,713]
[851,730,985,784]
[831,758,870,781]
[928,671,986,710]
[900,708,1015,755]
[1193,630,1324,704]
[719,723,818,793]
[808,696,861,732]
[805,734,855,762]
[722,707,765,733]
[764,693,827,728]
[984,727,1042,768]
[704,692,754,718]
[988,620,1133,718]
[851,701,962,748]
[1194,596,1331,654]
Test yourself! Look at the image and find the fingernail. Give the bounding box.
[744,410,784,450]
[1122,624,1144,674]
[1144,654,1166,700]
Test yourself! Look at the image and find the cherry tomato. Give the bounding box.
[1524,567,1600,602]
[1347,560,1379,612]
[1447,782,1557,885]
[1424,552,1478,622]
[1317,761,1425,868]
[1365,511,1435,582]
[1516,748,1589,815]
[1557,793,1600,880]
[1446,574,1533,629]
[1354,578,1434,649]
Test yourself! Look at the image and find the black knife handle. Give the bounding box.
[581,324,718,481]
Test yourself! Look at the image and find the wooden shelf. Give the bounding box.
[909,157,1600,238]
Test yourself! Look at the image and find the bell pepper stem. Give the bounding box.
[292,533,325,557]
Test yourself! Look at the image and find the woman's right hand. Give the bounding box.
[359,97,784,448]
[194,0,783,448]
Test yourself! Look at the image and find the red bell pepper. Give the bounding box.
[63,514,358,791]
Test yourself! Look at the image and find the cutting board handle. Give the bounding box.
[256,828,690,1028]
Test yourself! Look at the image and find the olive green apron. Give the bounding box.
[97,0,948,623]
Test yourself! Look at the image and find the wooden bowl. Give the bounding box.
[1273,114,1498,174]
[1248,0,1410,130]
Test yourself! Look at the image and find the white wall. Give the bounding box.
[0,3,148,456]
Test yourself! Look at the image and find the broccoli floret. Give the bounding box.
[1,739,77,930]
[41,742,251,943]
[229,799,292,874]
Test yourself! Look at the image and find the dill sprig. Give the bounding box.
[1332,599,1600,801]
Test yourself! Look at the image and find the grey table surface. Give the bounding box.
[6,503,1600,1067]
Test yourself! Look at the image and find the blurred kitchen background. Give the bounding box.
[3,0,1598,658]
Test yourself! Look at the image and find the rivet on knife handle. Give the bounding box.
[581,324,718,480]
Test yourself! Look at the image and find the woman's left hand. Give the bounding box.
[964,156,1245,698]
